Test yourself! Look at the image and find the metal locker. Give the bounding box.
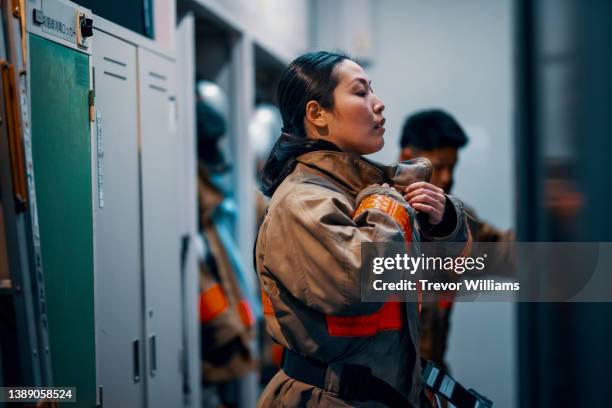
[137,47,183,406]
[176,13,201,406]
[92,28,143,407]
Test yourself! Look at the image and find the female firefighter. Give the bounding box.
[254,51,470,407]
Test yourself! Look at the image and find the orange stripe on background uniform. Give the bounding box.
[236,300,255,327]
[200,284,228,323]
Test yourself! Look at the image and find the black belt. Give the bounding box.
[282,348,415,408]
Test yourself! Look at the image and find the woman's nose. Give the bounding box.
[373,95,385,114]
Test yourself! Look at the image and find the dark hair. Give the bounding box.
[400,109,469,151]
[261,51,350,196]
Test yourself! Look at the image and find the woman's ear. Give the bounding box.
[305,100,328,130]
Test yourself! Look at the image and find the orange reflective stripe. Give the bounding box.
[271,343,284,368]
[326,301,403,336]
[261,289,274,316]
[200,284,228,323]
[236,300,255,327]
[354,194,413,241]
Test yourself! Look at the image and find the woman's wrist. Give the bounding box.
[418,196,456,236]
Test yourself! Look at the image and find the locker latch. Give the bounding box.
[76,12,93,48]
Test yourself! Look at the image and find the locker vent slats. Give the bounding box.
[103,71,127,81]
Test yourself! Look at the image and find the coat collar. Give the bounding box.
[296,150,385,195]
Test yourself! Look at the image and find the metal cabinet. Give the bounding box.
[137,46,183,407]
[92,28,143,408]
[91,19,189,407]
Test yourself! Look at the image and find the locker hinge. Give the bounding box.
[89,89,95,122]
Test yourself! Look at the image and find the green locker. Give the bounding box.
[29,33,96,406]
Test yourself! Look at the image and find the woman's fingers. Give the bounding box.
[404,183,445,211]
[404,181,444,195]
[408,193,444,211]
[411,202,443,225]
[404,183,445,202]
[405,189,445,205]
[404,182,447,225]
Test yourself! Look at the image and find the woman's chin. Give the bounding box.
[363,136,384,155]
[342,135,384,156]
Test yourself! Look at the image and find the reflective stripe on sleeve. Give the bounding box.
[237,299,255,327]
[353,194,413,241]
[261,289,275,316]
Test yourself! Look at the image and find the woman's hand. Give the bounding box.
[402,181,446,225]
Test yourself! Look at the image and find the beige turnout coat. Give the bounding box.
[255,150,470,407]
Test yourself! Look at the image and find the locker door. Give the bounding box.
[138,47,183,406]
[176,13,201,406]
[29,34,96,406]
[92,29,143,407]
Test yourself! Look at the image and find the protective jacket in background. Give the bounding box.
[419,206,515,371]
[198,164,256,382]
[255,150,470,407]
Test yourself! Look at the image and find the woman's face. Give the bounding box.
[320,59,386,155]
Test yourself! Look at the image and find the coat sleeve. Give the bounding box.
[260,184,408,316]
[418,195,472,257]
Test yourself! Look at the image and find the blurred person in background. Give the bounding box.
[399,109,514,375]
[248,104,286,384]
[255,51,470,407]
[196,80,258,408]
[250,103,281,233]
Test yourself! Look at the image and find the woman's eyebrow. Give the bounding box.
[348,77,371,87]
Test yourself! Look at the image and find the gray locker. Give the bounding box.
[89,16,188,407]
[138,46,183,407]
[176,13,201,406]
[92,29,143,407]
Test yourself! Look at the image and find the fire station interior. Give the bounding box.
[1,0,611,407]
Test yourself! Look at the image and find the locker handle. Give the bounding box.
[133,339,140,382]
[149,335,157,377]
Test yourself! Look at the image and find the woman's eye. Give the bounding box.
[356,90,367,97]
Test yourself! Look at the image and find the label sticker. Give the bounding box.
[96,110,104,208]
[41,0,78,43]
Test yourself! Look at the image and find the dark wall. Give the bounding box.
[516,1,612,406]
[73,0,154,38]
